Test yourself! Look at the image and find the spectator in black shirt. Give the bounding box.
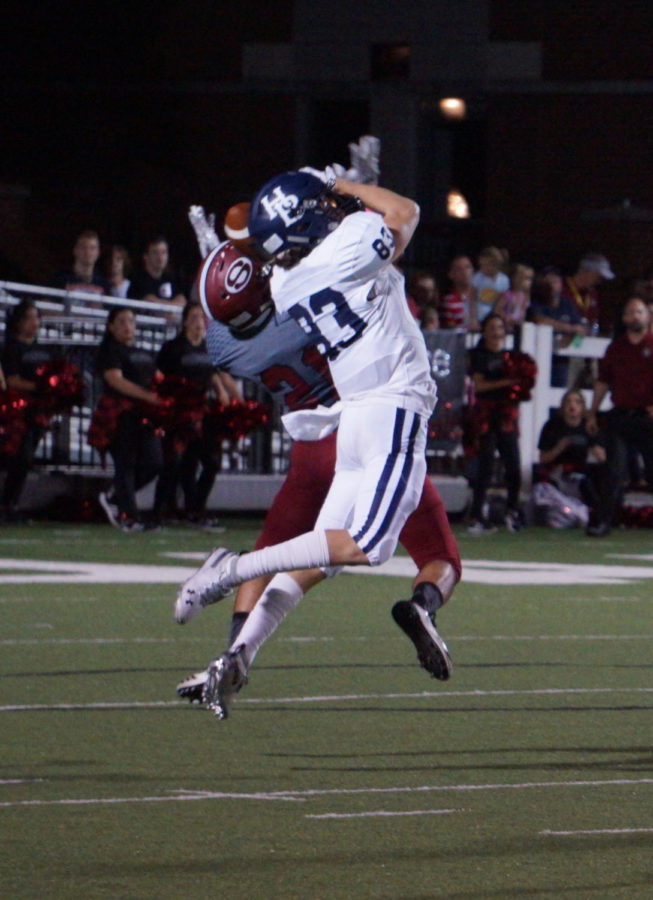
[128,236,186,318]
[536,389,606,513]
[466,313,524,534]
[94,307,163,532]
[55,230,109,302]
[1,300,53,521]
[153,301,240,529]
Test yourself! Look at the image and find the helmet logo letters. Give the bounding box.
[225,257,253,294]
[260,187,300,226]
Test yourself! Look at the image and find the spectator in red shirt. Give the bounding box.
[406,270,439,321]
[586,296,653,535]
[440,255,478,330]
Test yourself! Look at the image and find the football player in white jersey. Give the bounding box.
[177,172,451,718]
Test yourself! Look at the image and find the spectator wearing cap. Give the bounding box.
[560,252,615,335]
[585,296,653,536]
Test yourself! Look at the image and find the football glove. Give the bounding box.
[347,135,380,185]
[188,205,220,258]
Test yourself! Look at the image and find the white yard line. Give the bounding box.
[541,827,653,836]
[1,686,652,713]
[2,633,652,647]
[1,778,652,810]
[305,808,461,820]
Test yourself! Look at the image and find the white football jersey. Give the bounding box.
[270,211,437,419]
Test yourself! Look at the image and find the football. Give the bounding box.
[223,201,258,254]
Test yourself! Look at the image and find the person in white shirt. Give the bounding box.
[472,246,510,321]
[176,170,452,718]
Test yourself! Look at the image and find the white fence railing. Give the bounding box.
[518,322,610,488]
[1,282,614,492]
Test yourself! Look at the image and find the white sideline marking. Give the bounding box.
[2,554,653,586]
[1,779,652,811]
[342,557,653,586]
[1,686,652,713]
[305,808,461,820]
[541,827,653,836]
[0,558,193,584]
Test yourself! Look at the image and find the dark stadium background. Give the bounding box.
[3,0,653,323]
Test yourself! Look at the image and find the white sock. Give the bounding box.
[231,573,304,667]
[232,530,330,585]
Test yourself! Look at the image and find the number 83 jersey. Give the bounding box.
[269,210,437,420]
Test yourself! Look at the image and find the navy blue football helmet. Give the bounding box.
[248,171,352,264]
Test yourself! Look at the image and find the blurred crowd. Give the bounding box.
[2,227,653,538]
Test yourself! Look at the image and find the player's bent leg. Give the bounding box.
[391,596,453,680]
[324,530,370,565]
[394,477,461,679]
[399,476,462,589]
[176,436,337,700]
[202,570,324,719]
[413,561,458,604]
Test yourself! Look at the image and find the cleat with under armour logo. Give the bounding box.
[174,548,239,624]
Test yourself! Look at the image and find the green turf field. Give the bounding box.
[1,520,652,899]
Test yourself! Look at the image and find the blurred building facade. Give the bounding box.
[3,0,653,301]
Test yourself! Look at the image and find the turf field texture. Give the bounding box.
[1,520,651,899]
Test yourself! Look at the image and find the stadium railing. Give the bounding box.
[0,282,613,507]
[0,281,288,478]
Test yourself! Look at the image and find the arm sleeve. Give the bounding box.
[597,343,614,384]
[156,341,174,374]
[538,418,557,451]
[95,341,122,375]
[1,341,21,377]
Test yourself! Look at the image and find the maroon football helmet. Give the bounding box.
[195,240,273,335]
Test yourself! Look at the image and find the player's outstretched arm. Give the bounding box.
[333,178,420,260]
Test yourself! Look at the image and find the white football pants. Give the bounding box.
[315,403,427,570]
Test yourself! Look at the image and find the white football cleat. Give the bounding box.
[174,548,239,624]
[176,670,208,703]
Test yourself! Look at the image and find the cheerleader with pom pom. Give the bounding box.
[152,301,242,530]
[465,313,537,534]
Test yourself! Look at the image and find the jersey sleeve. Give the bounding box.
[271,212,394,313]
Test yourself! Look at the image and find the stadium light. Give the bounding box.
[447,189,470,218]
[439,97,467,120]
